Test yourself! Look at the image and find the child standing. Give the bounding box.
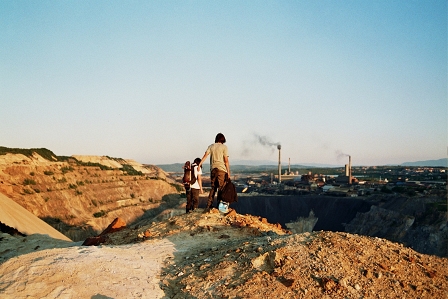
[186,158,203,213]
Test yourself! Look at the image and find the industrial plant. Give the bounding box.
[221,145,446,198]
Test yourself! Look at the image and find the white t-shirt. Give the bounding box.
[190,165,202,189]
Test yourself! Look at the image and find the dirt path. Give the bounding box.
[0,239,175,299]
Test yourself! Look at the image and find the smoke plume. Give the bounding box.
[241,133,281,157]
[335,150,350,161]
[255,134,280,148]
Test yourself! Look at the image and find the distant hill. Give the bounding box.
[401,158,448,167]
[157,162,338,173]
[158,158,448,172]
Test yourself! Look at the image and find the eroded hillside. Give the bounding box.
[0,149,181,241]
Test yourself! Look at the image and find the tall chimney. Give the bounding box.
[288,158,291,175]
[277,144,281,184]
[348,155,352,184]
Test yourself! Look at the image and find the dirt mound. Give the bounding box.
[91,208,447,299]
[103,208,288,246]
[161,229,448,299]
[0,193,71,241]
[0,208,447,298]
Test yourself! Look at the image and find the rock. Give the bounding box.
[82,218,126,246]
[225,209,237,217]
[321,277,337,292]
[364,269,374,279]
[82,235,107,246]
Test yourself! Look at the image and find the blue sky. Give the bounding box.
[1,1,446,166]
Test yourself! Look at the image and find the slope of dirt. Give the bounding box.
[0,152,180,241]
[0,208,447,299]
[99,208,448,298]
[0,193,71,241]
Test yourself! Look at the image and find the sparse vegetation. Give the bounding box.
[23,188,33,194]
[171,183,184,192]
[44,170,54,176]
[121,164,143,176]
[77,161,113,170]
[58,177,67,183]
[93,210,107,218]
[61,166,74,174]
[0,146,58,161]
[23,178,36,185]
[427,201,447,212]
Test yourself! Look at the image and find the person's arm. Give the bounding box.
[197,171,203,193]
[198,151,209,169]
[224,155,230,179]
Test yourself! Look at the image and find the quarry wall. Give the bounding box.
[199,194,447,257]
[0,153,181,241]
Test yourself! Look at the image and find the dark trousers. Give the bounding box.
[207,168,227,208]
[186,188,199,212]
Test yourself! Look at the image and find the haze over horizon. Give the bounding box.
[1,1,446,167]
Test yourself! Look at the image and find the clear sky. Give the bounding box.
[1,1,446,166]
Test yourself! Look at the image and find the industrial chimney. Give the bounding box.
[344,155,353,184]
[288,158,291,175]
[277,144,282,184]
[348,155,352,184]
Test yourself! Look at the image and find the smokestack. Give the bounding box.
[277,144,281,183]
[349,155,352,184]
[288,158,291,175]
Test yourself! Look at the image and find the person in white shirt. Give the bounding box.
[186,157,203,213]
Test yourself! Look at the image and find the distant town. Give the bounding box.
[232,164,447,197]
[172,163,447,198]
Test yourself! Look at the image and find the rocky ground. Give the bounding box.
[2,207,446,299]
[113,208,448,299]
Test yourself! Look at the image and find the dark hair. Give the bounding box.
[193,157,201,165]
[215,133,226,143]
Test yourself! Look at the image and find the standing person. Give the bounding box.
[186,158,203,213]
[198,133,230,212]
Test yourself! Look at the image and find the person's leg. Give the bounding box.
[186,189,192,213]
[192,188,199,211]
[207,168,219,209]
[215,170,227,208]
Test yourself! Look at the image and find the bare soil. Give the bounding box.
[1,207,447,298]
[108,208,448,299]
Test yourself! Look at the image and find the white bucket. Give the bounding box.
[218,202,229,213]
